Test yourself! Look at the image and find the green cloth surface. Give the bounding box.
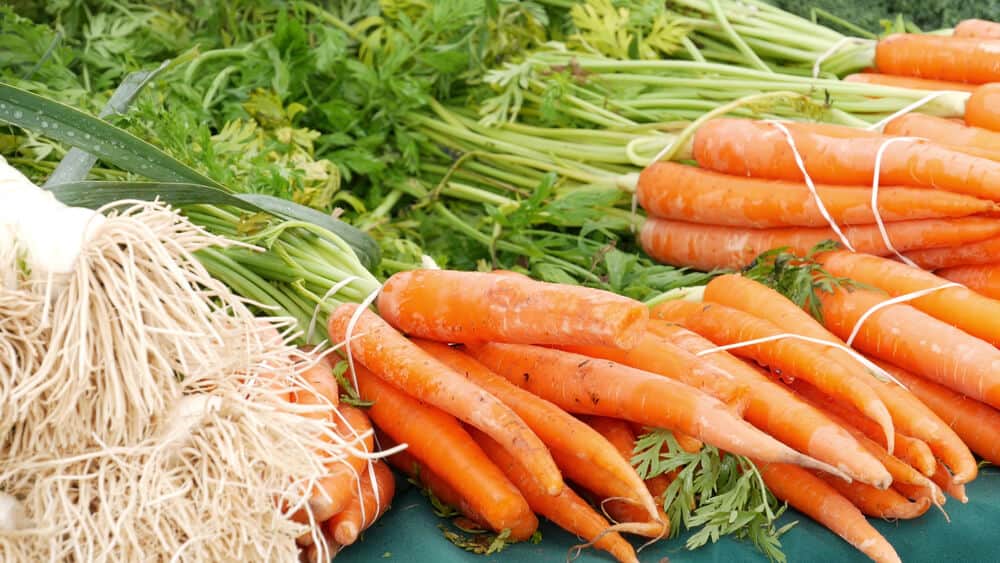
[340,467,999,562]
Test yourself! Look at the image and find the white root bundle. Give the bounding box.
[0,157,368,562]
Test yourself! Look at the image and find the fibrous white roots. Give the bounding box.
[0,199,349,562]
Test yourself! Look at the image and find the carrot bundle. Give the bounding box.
[328,304,563,496]
[376,269,648,348]
[692,118,1000,200]
[639,216,1000,271]
[637,161,995,229]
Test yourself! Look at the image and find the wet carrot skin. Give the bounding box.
[876,34,1000,84]
[966,84,1000,132]
[640,216,1000,271]
[376,269,648,349]
[638,160,993,228]
[938,263,1000,299]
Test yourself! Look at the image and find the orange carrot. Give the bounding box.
[327,460,395,546]
[788,379,936,477]
[376,269,647,348]
[905,236,1000,269]
[705,273,979,483]
[637,161,994,228]
[471,429,640,563]
[355,364,539,540]
[650,322,890,487]
[693,118,1000,200]
[965,84,1000,132]
[937,263,1000,299]
[821,250,1000,348]
[954,19,1000,39]
[843,72,978,93]
[582,417,672,531]
[884,113,1000,162]
[296,352,341,407]
[328,304,562,496]
[413,339,662,529]
[875,33,1000,84]
[893,481,946,506]
[466,342,847,477]
[380,433,491,529]
[888,365,1000,466]
[929,461,968,503]
[639,216,1000,271]
[756,462,901,563]
[815,473,931,519]
[560,332,750,414]
[652,299,895,449]
[816,285,1000,409]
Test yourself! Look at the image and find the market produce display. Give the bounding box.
[3,1,1000,562]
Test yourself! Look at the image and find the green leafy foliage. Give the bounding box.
[632,429,794,562]
[741,240,865,322]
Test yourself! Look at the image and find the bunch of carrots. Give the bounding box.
[311,261,1000,563]
[281,353,397,562]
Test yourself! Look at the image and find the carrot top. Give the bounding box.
[631,429,791,560]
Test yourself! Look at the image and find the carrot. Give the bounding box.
[466,342,848,478]
[649,322,891,487]
[888,364,1000,466]
[929,461,968,504]
[412,339,662,530]
[965,84,1000,132]
[822,248,1000,348]
[905,236,1000,269]
[705,273,979,483]
[296,352,341,407]
[954,19,1000,39]
[638,161,994,229]
[875,33,1000,84]
[843,72,978,93]
[816,285,1000,409]
[626,423,702,454]
[893,481,946,506]
[788,379,936,477]
[692,118,1000,200]
[582,416,672,531]
[937,263,1000,299]
[327,460,395,546]
[328,304,562,496]
[756,462,901,563]
[884,113,1000,161]
[354,364,539,540]
[639,216,1000,271]
[560,332,750,414]
[651,299,895,449]
[380,432,491,529]
[470,428,640,563]
[375,269,647,349]
[815,473,931,520]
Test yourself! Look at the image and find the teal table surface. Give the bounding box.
[339,466,999,563]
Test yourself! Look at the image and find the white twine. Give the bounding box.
[866,91,959,133]
[695,332,905,388]
[870,136,926,267]
[845,282,963,346]
[765,120,855,251]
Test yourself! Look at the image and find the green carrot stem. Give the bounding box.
[707,0,772,73]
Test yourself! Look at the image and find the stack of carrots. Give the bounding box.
[315,263,1000,563]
